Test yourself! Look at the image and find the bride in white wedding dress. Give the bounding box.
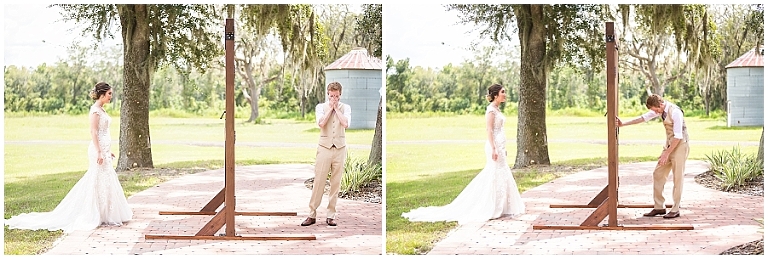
[5,82,132,233]
[402,84,525,225]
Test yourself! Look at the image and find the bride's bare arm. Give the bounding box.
[90,112,103,164]
[486,110,497,161]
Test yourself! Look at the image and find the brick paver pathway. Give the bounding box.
[428,161,764,255]
[44,164,383,255]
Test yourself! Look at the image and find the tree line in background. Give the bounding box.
[3,4,762,170]
[4,4,382,171]
[387,4,762,118]
[387,4,762,169]
[386,43,722,118]
[5,4,380,118]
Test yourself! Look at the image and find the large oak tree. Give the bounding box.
[447,4,606,168]
[57,4,328,171]
[619,5,717,96]
[56,4,221,171]
[240,5,325,119]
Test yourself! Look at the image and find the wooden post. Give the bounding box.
[224,18,236,237]
[606,21,619,227]
[531,22,692,231]
[144,18,315,241]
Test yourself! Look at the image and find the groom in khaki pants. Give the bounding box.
[301,82,351,227]
[617,94,689,219]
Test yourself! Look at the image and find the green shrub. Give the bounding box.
[340,155,382,195]
[705,146,764,191]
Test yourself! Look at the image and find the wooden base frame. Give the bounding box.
[531,22,693,231]
[145,235,317,241]
[532,184,693,230]
[145,187,316,241]
[533,225,694,231]
[548,185,674,209]
[145,18,315,241]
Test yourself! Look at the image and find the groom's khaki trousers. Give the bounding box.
[652,140,689,212]
[652,105,689,213]
[308,145,346,219]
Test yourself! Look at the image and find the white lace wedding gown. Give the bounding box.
[402,105,525,225]
[5,105,133,233]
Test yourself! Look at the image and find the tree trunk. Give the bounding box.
[703,66,712,116]
[649,66,665,96]
[703,90,710,116]
[117,4,154,171]
[626,33,675,97]
[239,64,261,123]
[300,92,307,118]
[72,81,78,105]
[249,86,261,122]
[759,127,764,163]
[247,76,277,123]
[368,97,383,166]
[513,5,550,168]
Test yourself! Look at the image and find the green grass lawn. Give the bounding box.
[4,115,374,182]
[385,113,761,255]
[4,114,374,255]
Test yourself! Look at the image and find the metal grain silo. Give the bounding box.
[323,47,383,129]
[725,46,764,127]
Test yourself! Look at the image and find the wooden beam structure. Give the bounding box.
[532,22,693,231]
[145,18,315,241]
[533,225,695,231]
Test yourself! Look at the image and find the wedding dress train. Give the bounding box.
[5,105,132,233]
[402,105,525,225]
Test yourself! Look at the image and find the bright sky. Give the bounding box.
[385,4,498,69]
[3,4,119,68]
[4,3,483,70]
[7,3,763,70]
[1,3,368,69]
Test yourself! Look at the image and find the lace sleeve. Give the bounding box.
[89,105,101,116]
[485,105,494,115]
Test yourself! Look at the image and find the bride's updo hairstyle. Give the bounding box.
[485,84,503,102]
[89,82,111,100]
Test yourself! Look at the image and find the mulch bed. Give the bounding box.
[694,170,764,255]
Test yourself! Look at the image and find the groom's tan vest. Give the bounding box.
[318,103,347,149]
[662,103,689,149]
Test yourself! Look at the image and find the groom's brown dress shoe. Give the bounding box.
[643,209,667,217]
[301,217,316,226]
[326,218,337,226]
[663,211,680,218]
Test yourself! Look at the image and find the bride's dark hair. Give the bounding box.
[89,82,111,100]
[486,84,503,102]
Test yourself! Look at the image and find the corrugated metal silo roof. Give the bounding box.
[725,46,764,68]
[324,47,383,71]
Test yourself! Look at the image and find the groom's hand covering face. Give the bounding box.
[328,91,341,108]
